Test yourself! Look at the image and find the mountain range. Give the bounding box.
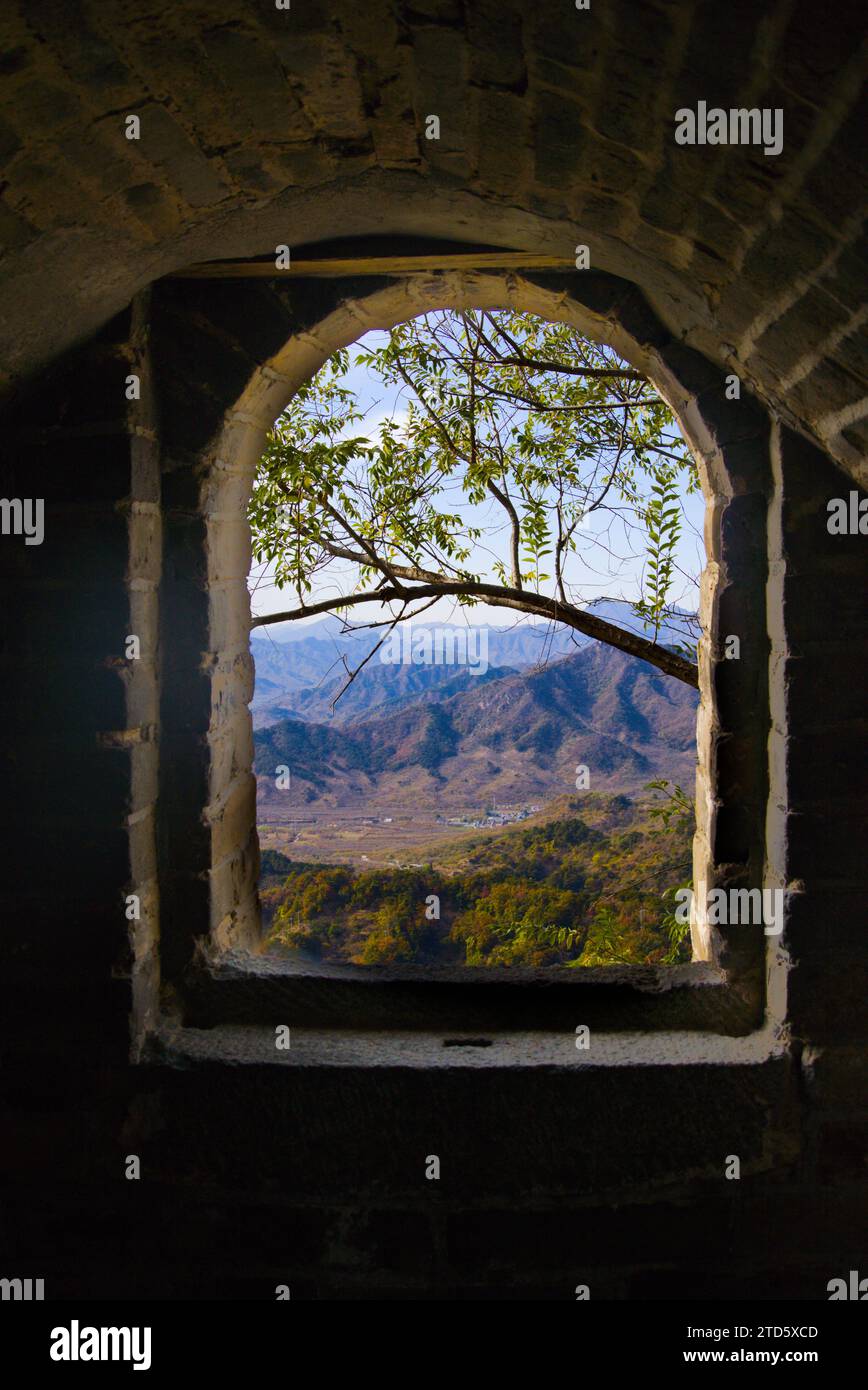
[254,610,699,816]
[251,599,698,730]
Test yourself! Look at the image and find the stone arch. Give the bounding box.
[153,265,774,1007]
[2,4,866,1302]
[1,0,865,490]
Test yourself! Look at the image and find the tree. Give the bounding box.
[645,779,694,964]
[249,310,701,690]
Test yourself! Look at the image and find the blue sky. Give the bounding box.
[249,327,706,633]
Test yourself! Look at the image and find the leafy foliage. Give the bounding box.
[634,462,683,640]
[644,779,695,962]
[645,778,695,835]
[264,793,694,968]
[249,311,701,684]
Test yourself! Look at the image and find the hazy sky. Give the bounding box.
[249,327,706,634]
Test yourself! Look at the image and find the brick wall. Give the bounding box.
[0,0,865,1302]
[0,1,864,477]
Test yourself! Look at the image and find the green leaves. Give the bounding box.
[660,881,693,964]
[645,779,695,836]
[248,309,700,650]
[635,461,683,638]
[578,903,635,966]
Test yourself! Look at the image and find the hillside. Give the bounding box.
[250,599,698,728]
[250,618,577,727]
[254,638,699,821]
[263,793,693,968]
[253,657,521,729]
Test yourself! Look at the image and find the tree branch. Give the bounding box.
[487,477,523,590]
[323,539,451,586]
[253,580,699,686]
[483,354,645,381]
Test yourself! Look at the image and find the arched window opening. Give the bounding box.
[248,308,705,971]
[154,263,772,1033]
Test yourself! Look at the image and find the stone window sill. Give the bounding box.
[174,951,764,1038]
[152,1020,785,1070]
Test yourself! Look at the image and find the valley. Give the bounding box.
[253,605,699,966]
[254,614,698,867]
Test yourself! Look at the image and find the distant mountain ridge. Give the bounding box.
[254,659,522,729]
[251,599,697,729]
[254,635,699,813]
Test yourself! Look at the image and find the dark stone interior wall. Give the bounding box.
[0,302,160,1066]
[0,0,865,1304]
[778,431,868,1048]
[0,274,865,1298]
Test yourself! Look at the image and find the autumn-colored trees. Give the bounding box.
[265,792,692,968]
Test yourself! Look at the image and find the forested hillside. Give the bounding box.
[262,793,692,968]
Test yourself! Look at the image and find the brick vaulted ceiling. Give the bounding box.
[0,0,865,480]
